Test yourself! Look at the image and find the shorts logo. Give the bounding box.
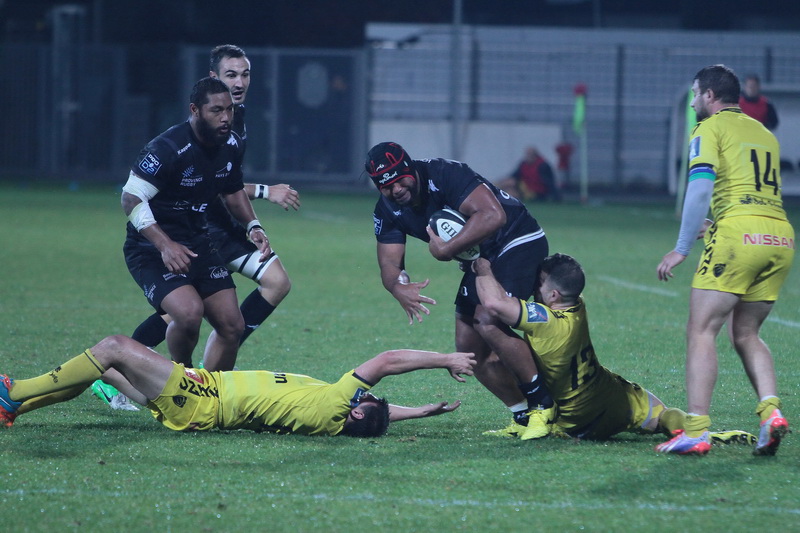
[173,395,187,407]
[184,369,204,384]
[209,266,230,279]
[179,377,219,398]
[373,214,382,235]
[743,233,795,249]
[144,283,156,302]
[689,136,701,160]
[138,153,162,175]
[525,302,549,323]
[713,263,726,277]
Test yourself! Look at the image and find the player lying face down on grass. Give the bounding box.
[0,336,475,437]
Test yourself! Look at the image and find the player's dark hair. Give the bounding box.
[341,396,390,438]
[190,77,230,107]
[540,253,585,302]
[744,73,761,84]
[694,64,740,104]
[210,44,248,74]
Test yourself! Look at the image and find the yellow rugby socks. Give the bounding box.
[684,414,711,438]
[9,349,105,402]
[756,396,782,422]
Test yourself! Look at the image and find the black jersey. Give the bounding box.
[205,103,249,237]
[372,158,543,260]
[126,120,245,247]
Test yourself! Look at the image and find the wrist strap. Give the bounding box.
[255,184,269,199]
[246,219,263,233]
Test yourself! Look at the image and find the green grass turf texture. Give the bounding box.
[1,183,799,532]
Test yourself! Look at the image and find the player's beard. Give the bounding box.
[197,115,229,146]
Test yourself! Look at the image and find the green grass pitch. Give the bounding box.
[0,183,798,531]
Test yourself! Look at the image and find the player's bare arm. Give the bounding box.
[121,187,197,274]
[378,242,436,324]
[244,183,300,211]
[428,185,506,261]
[388,400,462,422]
[473,258,522,325]
[354,349,477,385]
[221,188,272,260]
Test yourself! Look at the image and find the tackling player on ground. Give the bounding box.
[474,254,755,446]
[656,64,795,456]
[0,336,473,437]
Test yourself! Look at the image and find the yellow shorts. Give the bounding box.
[692,216,795,301]
[556,374,657,440]
[148,363,220,431]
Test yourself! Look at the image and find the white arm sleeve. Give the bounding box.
[122,172,160,231]
[674,178,714,256]
[122,172,159,201]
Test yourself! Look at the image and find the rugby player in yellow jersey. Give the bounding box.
[473,255,756,447]
[0,335,475,437]
[656,64,795,456]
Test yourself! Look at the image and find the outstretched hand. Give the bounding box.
[392,277,437,324]
[447,352,477,382]
[266,184,300,211]
[416,400,462,417]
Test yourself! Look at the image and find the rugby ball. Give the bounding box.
[428,208,480,261]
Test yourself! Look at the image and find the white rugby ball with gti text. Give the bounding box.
[428,208,480,261]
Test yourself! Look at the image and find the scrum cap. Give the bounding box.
[365,142,414,188]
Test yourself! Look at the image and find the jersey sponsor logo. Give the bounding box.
[177,143,191,155]
[525,302,549,323]
[191,203,208,212]
[209,266,230,280]
[180,176,203,187]
[179,376,219,398]
[139,152,162,175]
[373,214,383,235]
[350,387,369,407]
[743,233,795,249]
[689,136,700,160]
[215,162,233,178]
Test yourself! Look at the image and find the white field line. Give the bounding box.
[767,315,800,329]
[598,276,800,329]
[597,275,679,297]
[3,489,800,515]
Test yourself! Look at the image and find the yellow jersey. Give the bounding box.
[515,298,634,430]
[217,370,373,436]
[688,107,787,221]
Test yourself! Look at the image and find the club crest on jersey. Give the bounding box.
[525,302,549,323]
[689,137,701,160]
[139,152,162,175]
[227,136,238,147]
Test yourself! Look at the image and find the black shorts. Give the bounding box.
[123,239,236,312]
[454,235,549,317]
[208,227,257,265]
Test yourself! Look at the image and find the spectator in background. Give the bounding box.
[738,74,779,131]
[497,147,561,202]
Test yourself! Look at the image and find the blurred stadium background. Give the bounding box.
[3,0,800,196]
